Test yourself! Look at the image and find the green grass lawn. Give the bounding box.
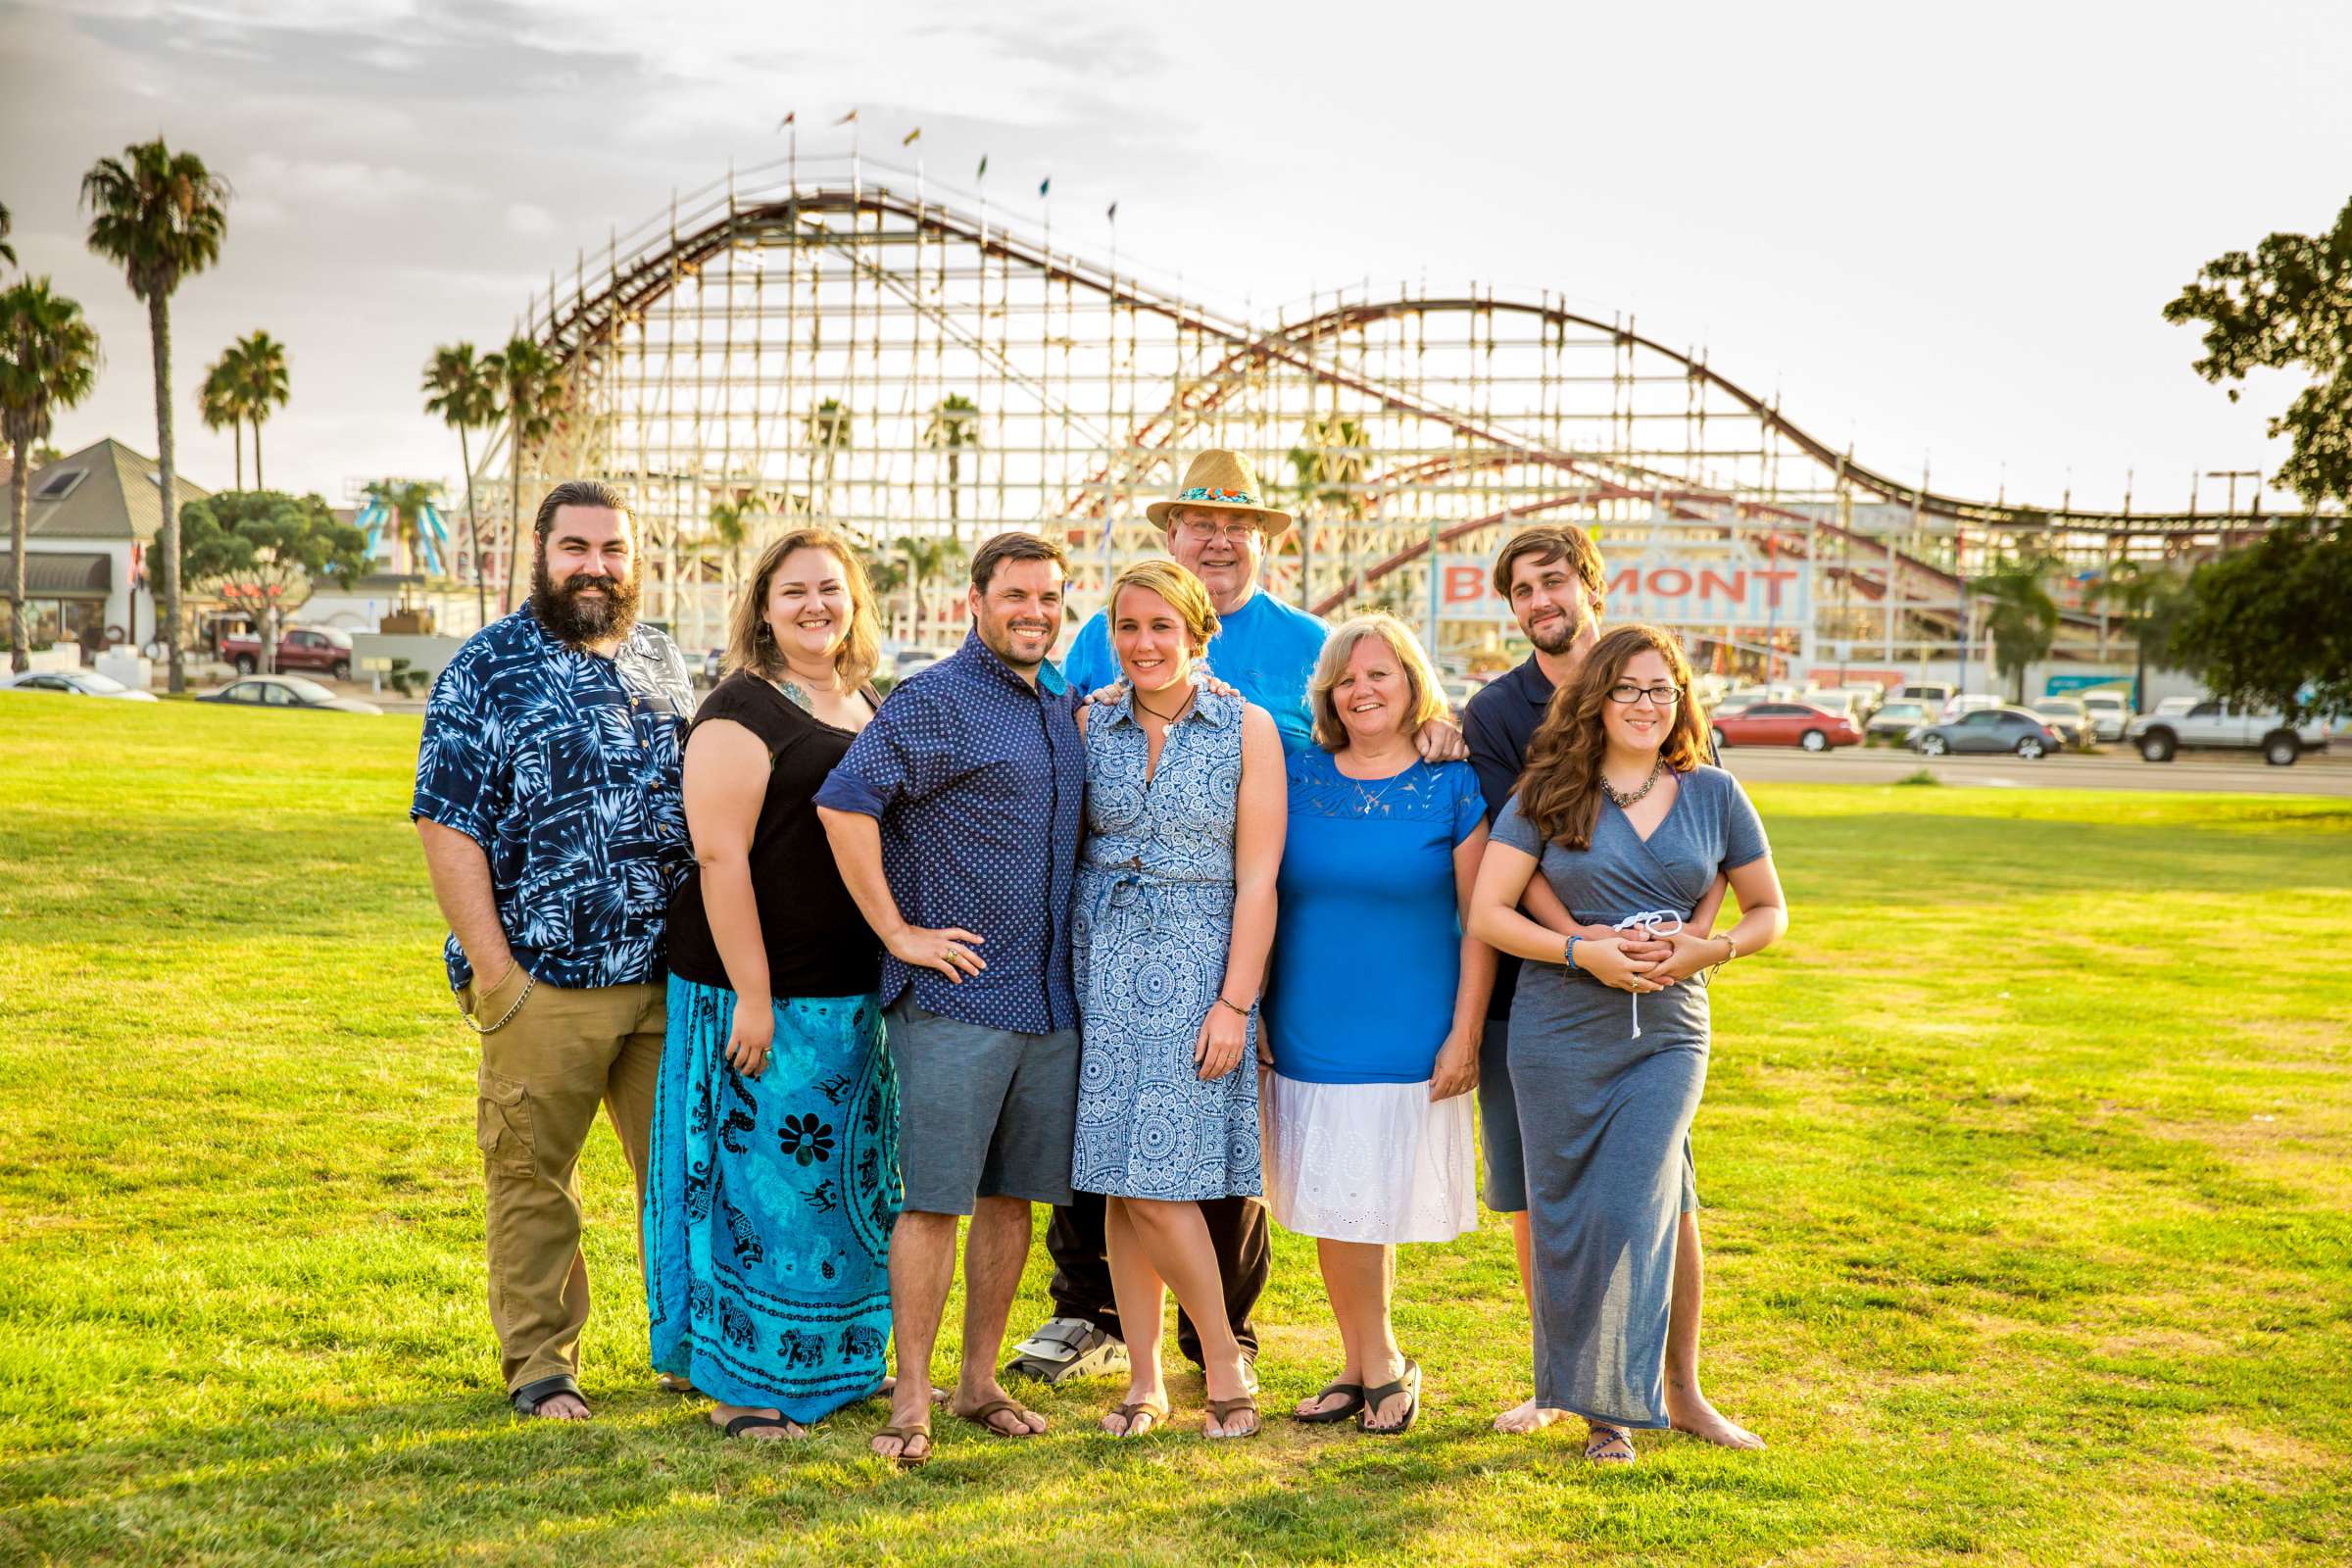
[1,701,2348,1567]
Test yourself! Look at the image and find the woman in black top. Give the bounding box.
[645,528,898,1441]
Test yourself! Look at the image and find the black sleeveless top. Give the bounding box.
[663,669,883,998]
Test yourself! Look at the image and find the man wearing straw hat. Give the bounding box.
[1011,449,1467,1388]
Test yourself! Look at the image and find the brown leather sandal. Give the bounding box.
[1104,1394,1169,1437]
[1203,1395,1259,1440]
[956,1396,1044,1438]
[871,1420,932,1467]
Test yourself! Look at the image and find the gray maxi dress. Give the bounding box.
[1490,764,1769,1429]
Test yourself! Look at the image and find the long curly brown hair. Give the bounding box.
[1514,623,1710,850]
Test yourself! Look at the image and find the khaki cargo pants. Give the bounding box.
[462,962,664,1395]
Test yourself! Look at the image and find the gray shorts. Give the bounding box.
[888,996,1079,1215]
[1479,1015,1700,1215]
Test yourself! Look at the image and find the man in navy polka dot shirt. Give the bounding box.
[816,530,1088,1459]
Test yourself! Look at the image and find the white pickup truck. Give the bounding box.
[2126,701,2330,766]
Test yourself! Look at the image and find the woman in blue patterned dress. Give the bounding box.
[645,530,900,1441]
[1071,559,1287,1441]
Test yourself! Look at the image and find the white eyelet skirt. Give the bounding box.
[1261,1070,1478,1245]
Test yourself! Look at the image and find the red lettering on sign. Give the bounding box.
[1754,568,1797,607]
[1444,564,1487,604]
[1647,567,1692,598]
[1699,569,1743,601]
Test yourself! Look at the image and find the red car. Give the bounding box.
[1710,700,1861,753]
[220,625,355,679]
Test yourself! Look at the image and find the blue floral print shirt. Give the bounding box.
[411,607,698,992]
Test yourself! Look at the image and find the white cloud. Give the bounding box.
[505,203,555,237]
[241,153,460,208]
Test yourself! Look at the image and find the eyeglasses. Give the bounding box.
[1172,517,1262,544]
[1605,683,1683,706]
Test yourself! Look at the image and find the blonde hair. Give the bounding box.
[725,528,881,690]
[1108,558,1220,656]
[1307,612,1449,752]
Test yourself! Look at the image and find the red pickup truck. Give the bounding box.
[220,625,355,679]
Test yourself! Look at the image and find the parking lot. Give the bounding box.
[1720,745,2352,795]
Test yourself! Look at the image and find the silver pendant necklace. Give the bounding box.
[1602,758,1665,808]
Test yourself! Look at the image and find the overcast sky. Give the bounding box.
[4,0,2345,513]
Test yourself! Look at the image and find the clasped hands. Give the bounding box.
[1572,924,1724,995]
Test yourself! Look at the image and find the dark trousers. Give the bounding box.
[1045,1192,1270,1361]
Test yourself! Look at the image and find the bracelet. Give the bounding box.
[1705,934,1740,984]
[1565,934,1581,972]
[460,961,535,1035]
[1216,995,1250,1018]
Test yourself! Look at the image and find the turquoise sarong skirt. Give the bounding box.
[645,976,900,1421]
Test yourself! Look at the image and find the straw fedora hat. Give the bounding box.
[1145,450,1294,539]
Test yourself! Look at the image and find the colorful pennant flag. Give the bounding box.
[1039,176,1052,197]
[834,108,858,124]
[774,110,796,131]
[902,126,921,146]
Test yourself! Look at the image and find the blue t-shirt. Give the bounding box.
[1263,753,1487,1084]
[1062,586,1327,753]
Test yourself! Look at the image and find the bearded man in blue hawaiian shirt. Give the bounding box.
[413,479,697,1422]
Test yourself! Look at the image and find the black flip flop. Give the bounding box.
[721,1412,802,1439]
[1293,1380,1366,1425]
[510,1374,587,1419]
[1360,1357,1421,1435]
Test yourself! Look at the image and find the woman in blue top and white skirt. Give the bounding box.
[1262,613,1494,1434]
[1469,623,1787,1465]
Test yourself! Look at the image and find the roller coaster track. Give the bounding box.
[524,176,2285,574]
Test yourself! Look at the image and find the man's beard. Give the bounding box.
[530,551,641,646]
[1528,610,1582,656]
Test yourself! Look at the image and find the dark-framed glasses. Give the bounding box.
[1605,683,1683,706]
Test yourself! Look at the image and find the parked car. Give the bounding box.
[1865,699,1936,741]
[2126,702,2328,766]
[1911,707,2065,760]
[196,675,384,715]
[701,648,725,685]
[1710,701,1862,753]
[2030,696,2093,750]
[219,625,356,679]
[1828,684,1886,720]
[1941,693,2003,720]
[2079,690,2132,743]
[0,668,160,702]
[1895,681,1955,710]
[895,647,952,679]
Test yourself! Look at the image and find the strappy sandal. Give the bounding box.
[1203,1395,1259,1440]
[718,1411,803,1440]
[510,1374,587,1419]
[871,1420,932,1468]
[1103,1394,1169,1437]
[1293,1380,1366,1425]
[1585,1424,1638,1464]
[656,1373,698,1395]
[956,1396,1043,1439]
[1359,1357,1421,1435]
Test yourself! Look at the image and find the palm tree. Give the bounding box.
[2096,559,2191,711]
[199,351,245,488]
[808,397,852,523]
[422,342,500,625]
[230,330,288,488]
[895,532,965,642]
[1,278,102,672]
[1289,415,1369,606]
[708,497,756,588]
[82,139,230,694]
[0,201,14,270]
[1968,551,2062,703]
[482,335,560,612]
[922,393,979,543]
[363,478,444,577]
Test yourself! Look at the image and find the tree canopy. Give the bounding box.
[180,491,370,666]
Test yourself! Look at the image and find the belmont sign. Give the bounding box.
[1435,546,1812,627]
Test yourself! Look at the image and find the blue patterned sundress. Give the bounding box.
[644,979,900,1421]
[1071,685,1262,1201]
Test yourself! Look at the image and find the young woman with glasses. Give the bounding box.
[1465,623,1788,1466]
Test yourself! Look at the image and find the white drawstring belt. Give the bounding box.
[1612,909,1684,1038]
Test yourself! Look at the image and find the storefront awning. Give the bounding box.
[0,550,112,599]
